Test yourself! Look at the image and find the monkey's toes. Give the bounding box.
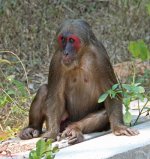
[68,132,84,144]
[62,127,84,144]
[113,125,139,136]
[19,128,40,139]
[61,128,71,138]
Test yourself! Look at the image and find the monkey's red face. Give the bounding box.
[58,34,80,65]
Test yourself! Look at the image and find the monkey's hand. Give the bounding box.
[61,125,84,144]
[112,125,139,136]
[19,127,40,139]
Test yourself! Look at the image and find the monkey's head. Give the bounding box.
[56,19,96,65]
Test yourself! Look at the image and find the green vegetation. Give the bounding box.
[98,39,150,125]
[128,40,150,61]
[98,82,149,125]
[29,139,59,159]
[0,51,31,140]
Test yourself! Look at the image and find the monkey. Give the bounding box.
[19,19,139,144]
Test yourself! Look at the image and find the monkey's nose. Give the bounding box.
[64,51,69,56]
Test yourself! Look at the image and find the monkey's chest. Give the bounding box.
[65,74,100,121]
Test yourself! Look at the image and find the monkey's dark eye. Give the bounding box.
[69,38,75,43]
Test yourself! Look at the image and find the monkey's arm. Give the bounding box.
[104,97,138,136]
[42,53,66,139]
[43,94,65,139]
[62,110,109,144]
[19,84,48,139]
[93,43,139,136]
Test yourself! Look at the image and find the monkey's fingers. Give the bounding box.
[20,131,32,139]
[68,130,84,144]
[68,134,84,144]
[114,127,139,136]
[56,133,64,141]
[126,128,139,136]
[20,128,40,139]
[61,128,72,138]
[33,130,40,137]
[68,137,78,144]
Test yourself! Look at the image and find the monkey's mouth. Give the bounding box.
[62,55,73,65]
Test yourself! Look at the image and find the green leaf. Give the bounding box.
[0,96,8,107]
[52,146,59,153]
[46,151,53,159]
[128,40,150,60]
[131,85,145,94]
[29,138,59,159]
[116,90,122,94]
[111,91,116,98]
[107,90,113,97]
[122,84,131,91]
[123,97,130,108]
[131,86,139,93]
[137,86,145,93]
[7,90,16,95]
[134,83,141,86]
[36,139,46,157]
[98,93,108,103]
[46,139,53,146]
[124,111,132,124]
[136,94,145,101]
[29,150,39,159]
[112,84,119,90]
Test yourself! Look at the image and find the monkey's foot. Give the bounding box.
[113,125,139,136]
[61,126,84,144]
[42,130,59,141]
[19,128,40,139]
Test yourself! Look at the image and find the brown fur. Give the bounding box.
[20,19,139,144]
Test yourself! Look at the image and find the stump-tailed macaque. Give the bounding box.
[20,19,139,144]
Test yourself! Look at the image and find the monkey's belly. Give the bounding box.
[66,80,100,121]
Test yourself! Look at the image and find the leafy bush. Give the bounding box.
[29,139,59,159]
[0,51,31,139]
[98,82,149,125]
[128,40,150,61]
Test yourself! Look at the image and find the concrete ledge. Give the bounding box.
[109,145,150,159]
[55,121,150,159]
[1,121,150,159]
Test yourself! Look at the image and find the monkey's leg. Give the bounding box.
[42,99,66,140]
[19,84,48,139]
[62,110,109,144]
[105,97,139,136]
